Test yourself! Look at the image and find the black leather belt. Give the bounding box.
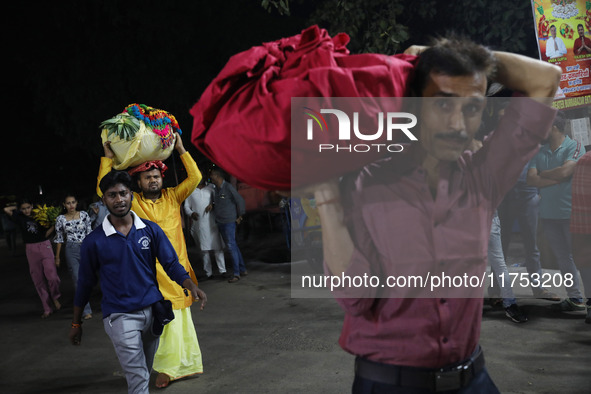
[355,347,485,392]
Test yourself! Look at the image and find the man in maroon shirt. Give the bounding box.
[574,24,591,55]
[308,37,561,393]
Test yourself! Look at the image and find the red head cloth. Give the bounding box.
[128,160,168,177]
[190,25,418,191]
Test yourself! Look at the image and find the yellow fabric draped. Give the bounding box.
[152,307,203,379]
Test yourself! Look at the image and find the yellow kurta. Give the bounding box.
[97,152,201,309]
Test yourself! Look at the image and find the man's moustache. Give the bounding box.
[434,132,469,141]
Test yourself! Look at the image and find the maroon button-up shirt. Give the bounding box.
[335,97,556,368]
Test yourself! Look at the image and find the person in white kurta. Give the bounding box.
[184,181,227,278]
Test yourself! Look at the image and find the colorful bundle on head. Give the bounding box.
[124,104,181,149]
[32,204,61,227]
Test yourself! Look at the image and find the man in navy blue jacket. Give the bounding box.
[68,170,206,394]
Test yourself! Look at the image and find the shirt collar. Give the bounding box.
[214,180,226,191]
[541,135,570,153]
[102,210,146,236]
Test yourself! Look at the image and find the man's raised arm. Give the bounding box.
[172,133,202,203]
[403,46,561,102]
[96,142,115,198]
[309,179,355,277]
[493,51,561,104]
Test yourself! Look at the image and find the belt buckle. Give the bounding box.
[434,363,470,392]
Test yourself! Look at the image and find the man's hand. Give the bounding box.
[527,168,560,188]
[174,132,187,155]
[290,178,341,201]
[403,45,428,56]
[3,205,17,216]
[69,326,82,346]
[236,216,243,225]
[205,204,213,213]
[467,139,483,153]
[183,279,207,310]
[103,141,115,159]
[55,256,61,268]
[191,212,199,221]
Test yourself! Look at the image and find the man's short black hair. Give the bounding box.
[210,167,226,179]
[99,170,133,194]
[412,35,497,96]
[553,111,567,132]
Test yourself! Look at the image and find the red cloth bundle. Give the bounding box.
[190,25,417,190]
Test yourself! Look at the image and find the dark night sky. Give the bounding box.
[2,0,311,206]
[2,0,542,207]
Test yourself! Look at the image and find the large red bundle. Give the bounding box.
[190,25,417,190]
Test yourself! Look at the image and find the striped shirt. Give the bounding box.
[571,151,591,233]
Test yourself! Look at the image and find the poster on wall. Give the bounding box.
[531,0,591,109]
[571,117,591,145]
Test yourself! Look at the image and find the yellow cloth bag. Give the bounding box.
[100,118,177,170]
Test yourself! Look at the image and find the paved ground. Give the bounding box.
[0,231,590,394]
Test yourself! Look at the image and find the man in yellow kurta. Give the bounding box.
[98,133,206,388]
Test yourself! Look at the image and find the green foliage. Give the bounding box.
[261,0,291,15]
[308,0,413,54]
[438,0,535,54]
[100,113,141,141]
[261,0,537,56]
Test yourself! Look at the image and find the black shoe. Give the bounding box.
[505,304,528,323]
[487,298,503,309]
[221,272,232,279]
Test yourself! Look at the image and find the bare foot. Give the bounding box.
[155,373,171,388]
[53,299,61,311]
[41,312,51,319]
[83,313,93,320]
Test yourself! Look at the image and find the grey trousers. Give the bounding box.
[103,306,159,394]
[65,242,92,316]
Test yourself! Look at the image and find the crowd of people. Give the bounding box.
[0,133,247,393]
[305,37,590,393]
[1,35,591,394]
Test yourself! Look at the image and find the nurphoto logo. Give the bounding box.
[303,106,418,153]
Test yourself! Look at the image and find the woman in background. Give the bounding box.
[4,199,61,318]
[54,194,93,319]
